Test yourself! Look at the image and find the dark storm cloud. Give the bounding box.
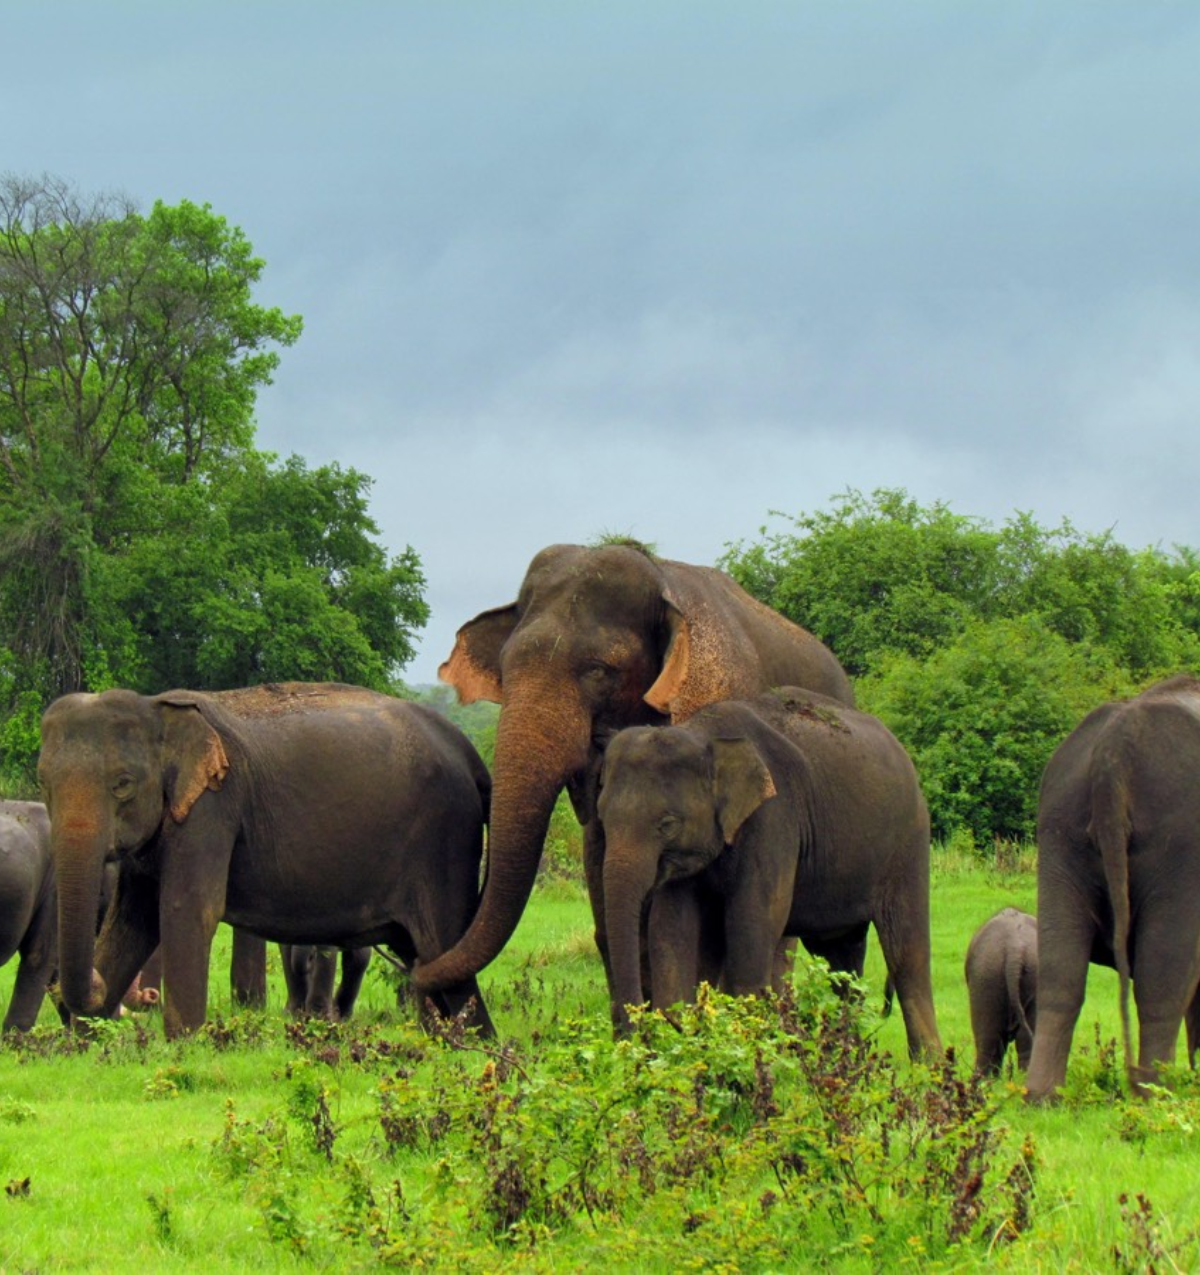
[6,3,1200,679]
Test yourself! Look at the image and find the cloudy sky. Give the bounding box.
[7,4,1200,682]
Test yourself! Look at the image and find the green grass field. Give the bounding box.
[0,854,1197,1272]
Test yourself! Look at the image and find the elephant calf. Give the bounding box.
[0,800,56,1031]
[596,687,942,1060]
[964,908,1037,1076]
[280,943,372,1021]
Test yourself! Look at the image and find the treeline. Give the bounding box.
[4,177,1197,845]
[0,176,427,787]
[721,488,1200,843]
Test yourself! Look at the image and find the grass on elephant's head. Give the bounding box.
[2,859,1200,1270]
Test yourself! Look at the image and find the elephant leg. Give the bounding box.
[1025,869,1095,1100]
[722,889,789,998]
[405,850,496,1039]
[968,989,1010,1076]
[871,880,942,1060]
[771,937,798,993]
[425,977,495,1037]
[581,818,615,993]
[803,927,870,998]
[230,930,267,1009]
[279,944,307,1015]
[306,948,338,1019]
[334,948,371,1020]
[156,859,226,1037]
[647,882,705,1010]
[1129,909,1200,1089]
[3,898,57,1032]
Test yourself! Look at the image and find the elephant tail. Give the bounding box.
[1005,946,1033,1042]
[1089,742,1135,1090]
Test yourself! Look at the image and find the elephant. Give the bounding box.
[1026,674,1200,1100]
[964,908,1037,1076]
[414,542,854,1000]
[37,682,494,1039]
[0,800,56,1031]
[593,687,942,1060]
[280,943,371,1020]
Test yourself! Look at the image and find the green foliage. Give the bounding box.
[723,489,1002,677]
[860,617,1136,841]
[0,175,428,783]
[723,489,1200,841]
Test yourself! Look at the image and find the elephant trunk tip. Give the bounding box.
[63,968,109,1018]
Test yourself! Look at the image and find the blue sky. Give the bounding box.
[7,4,1200,681]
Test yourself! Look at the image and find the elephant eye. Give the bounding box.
[111,776,136,801]
[657,814,681,840]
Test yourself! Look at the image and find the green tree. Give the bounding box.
[859,617,1135,843]
[722,490,1200,682]
[0,175,428,785]
[722,489,1200,842]
[87,454,428,694]
[0,174,301,697]
[722,489,1001,677]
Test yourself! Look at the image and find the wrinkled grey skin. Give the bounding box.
[0,800,56,1031]
[964,908,1037,1076]
[1027,675,1200,1101]
[38,682,493,1039]
[416,543,854,1000]
[280,943,371,1020]
[595,688,942,1060]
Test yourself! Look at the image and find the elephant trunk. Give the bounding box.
[414,681,591,992]
[603,838,658,1033]
[52,812,111,1016]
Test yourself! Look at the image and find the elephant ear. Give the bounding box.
[644,595,692,720]
[644,579,746,723]
[439,604,518,704]
[156,695,230,824]
[710,736,777,846]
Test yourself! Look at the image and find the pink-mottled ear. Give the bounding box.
[438,604,517,704]
[157,698,229,823]
[644,596,690,718]
[710,736,777,845]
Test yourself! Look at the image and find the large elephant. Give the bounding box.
[964,907,1037,1076]
[0,800,56,1031]
[1026,675,1200,1100]
[37,682,493,1038]
[280,943,372,1020]
[594,688,942,1059]
[414,543,854,997]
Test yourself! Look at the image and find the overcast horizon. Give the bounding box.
[7,4,1200,683]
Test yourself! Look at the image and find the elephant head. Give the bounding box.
[414,542,849,994]
[37,689,228,1017]
[597,725,777,1026]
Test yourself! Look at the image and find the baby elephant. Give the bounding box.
[280,943,371,1020]
[596,687,942,1060]
[0,800,56,1031]
[964,908,1037,1075]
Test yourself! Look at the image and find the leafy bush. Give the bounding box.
[860,616,1135,842]
[217,966,1037,1268]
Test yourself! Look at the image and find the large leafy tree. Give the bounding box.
[722,489,1200,842]
[0,174,427,784]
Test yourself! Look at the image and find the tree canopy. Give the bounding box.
[722,489,1200,842]
[0,174,428,785]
